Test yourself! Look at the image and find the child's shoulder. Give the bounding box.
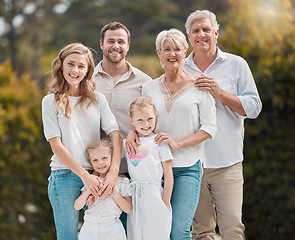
[117,175,130,185]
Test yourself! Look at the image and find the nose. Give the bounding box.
[113,41,119,49]
[198,30,205,37]
[72,65,79,73]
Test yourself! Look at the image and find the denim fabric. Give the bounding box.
[48,169,87,240]
[170,160,202,240]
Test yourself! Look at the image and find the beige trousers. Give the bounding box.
[191,162,245,240]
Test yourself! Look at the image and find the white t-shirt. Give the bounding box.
[82,176,131,223]
[42,92,119,170]
[123,136,173,183]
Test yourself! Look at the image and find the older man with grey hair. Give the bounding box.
[183,10,262,240]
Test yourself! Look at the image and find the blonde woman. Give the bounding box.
[42,43,122,240]
[126,29,217,239]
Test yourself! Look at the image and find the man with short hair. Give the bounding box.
[183,10,262,240]
[93,22,152,174]
[93,22,152,229]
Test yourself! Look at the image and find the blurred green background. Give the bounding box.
[0,0,294,239]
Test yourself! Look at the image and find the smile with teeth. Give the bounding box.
[69,74,79,78]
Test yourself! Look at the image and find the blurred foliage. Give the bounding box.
[220,0,295,239]
[0,60,54,239]
[0,0,295,239]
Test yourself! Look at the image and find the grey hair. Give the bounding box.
[155,28,188,52]
[185,10,219,34]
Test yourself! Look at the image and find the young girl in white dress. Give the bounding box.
[74,139,132,240]
[124,97,174,240]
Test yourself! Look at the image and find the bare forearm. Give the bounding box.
[49,137,101,197]
[162,161,173,207]
[178,130,211,149]
[216,90,246,116]
[49,137,89,179]
[108,131,122,174]
[112,191,132,214]
[74,190,91,210]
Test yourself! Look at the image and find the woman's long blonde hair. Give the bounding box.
[49,43,97,119]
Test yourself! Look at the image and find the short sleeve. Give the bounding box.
[119,177,131,197]
[98,93,119,135]
[159,143,173,162]
[42,94,61,141]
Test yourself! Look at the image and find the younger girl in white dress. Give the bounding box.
[124,97,174,240]
[74,139,132,240]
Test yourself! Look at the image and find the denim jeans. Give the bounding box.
[170,160,202,240]
[48,169,87,240]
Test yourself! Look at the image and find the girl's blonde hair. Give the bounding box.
[86,139,113,162]
[49,43,97,119]
[129,97,157,118]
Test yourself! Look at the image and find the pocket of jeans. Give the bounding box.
[53,169,72,178]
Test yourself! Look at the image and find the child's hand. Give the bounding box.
[163,200,172,212]
[86,194,95,206]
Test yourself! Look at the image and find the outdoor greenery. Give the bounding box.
[0,0,294,239]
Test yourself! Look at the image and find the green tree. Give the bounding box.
[219,0,295,239]
[0,60,54,239]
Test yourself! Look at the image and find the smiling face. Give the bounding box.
[187,17,218,54]
[157,40,187,69]
[88,147,112,178]
[129,107,157,137]
[100,28,130,64]
[62,53,88,95]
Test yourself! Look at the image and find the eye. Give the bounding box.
[78,65,86,69]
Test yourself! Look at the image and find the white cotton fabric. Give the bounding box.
[42,92,118,170]
[82,177,131,223]
[184,48,262,168]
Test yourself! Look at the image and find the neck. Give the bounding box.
[164,67,190,83]
[138,132,155,138]
[68,86,81,97]
[193,47,218,72]
[101,58,129,82]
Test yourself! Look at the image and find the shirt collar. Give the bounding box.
[94,60,137,77]
[185,47,227,70]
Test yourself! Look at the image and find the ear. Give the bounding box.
[215,29,219,40]
[187,33,191,43]
[100,39,103,50]
[129,117,134,126]
[156,49,161,56]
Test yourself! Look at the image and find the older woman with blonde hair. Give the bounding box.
[42,43,122,240]
[126,29,217,239]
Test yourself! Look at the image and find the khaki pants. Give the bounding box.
[191,162,245,240]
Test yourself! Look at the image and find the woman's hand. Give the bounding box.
[125,130,140,156]
[82,174,102,198]
[97,169,117,198]
[155,132,180,149]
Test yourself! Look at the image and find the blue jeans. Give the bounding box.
[48,169,89,240]
[170,160,202,240]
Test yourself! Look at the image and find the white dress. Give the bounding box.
[123,136,173,240]
[79,177,131,240]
